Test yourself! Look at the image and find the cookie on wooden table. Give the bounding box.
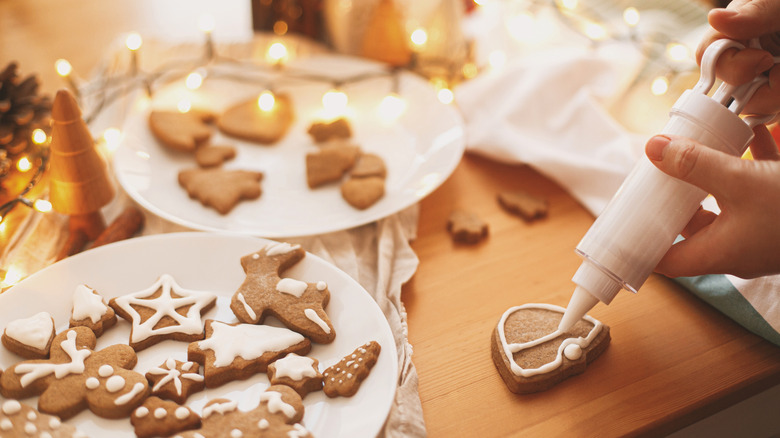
[446,210,488,244]
[497,190,548,222]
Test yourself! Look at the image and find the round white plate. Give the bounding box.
[0,232,397,438]
[113,54,464,237]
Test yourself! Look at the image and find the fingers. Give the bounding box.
[708,0,780,41]
[748,124,780,160]
[681,206,718,239]
[741,65,780,116]
[654,230,723,278]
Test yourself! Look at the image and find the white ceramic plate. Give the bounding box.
[0,233,397,438]
[113,54,464,237]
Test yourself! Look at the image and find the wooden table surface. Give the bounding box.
[3,1,780,437]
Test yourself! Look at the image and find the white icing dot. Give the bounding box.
[40,432,53,438]
[351,354,356,359]
[98,365,114,377]
[316,281,327,291]
[154,408,167,419]
[194,434,206,438]
[85,377,100,390]
[358,348,366,353]
[25,422,37,434]
[354,364,359,369]
[330,377,335,381]
[252,253,260,259]
[26,411,36,421]
[347,373,353,378]
[0,419,12,431]
[563,343,583,361]
[175,407,190,420]
[49,417,61,429]
[338,379,342,383]
[358,358,363,362]
[230,428,243,437]
[2,400,21,415]
[258,418,269,429]
[135,406,149,418]
[106,375,126,393]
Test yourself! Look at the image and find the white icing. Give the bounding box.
[154,408,167,419]
[237,293,257,320]
[98,365,113,377]
[71,284,108,324]
[135,406,149,418]
[24,422,36,434]
[197,322,305,367]
[114,382,146,406]
[252,253,260,259]
[265,242,300,256]
[2,400,21,415]
[497,303,603,377]
[303,309,331,334]
[49,417,60,429]
[148,358,203,396]
[85,377,100,390]
[181,362,195,372]
[230,429,243,438]
[563,343,583,360]
[175,407,190,420]
[15,330,91,387]
[0,419,11,431]
[316,281,327,291]
[4,312,53,351]
[288,424,310,438]
[40,432,52,438]
[106,375,126,393]
[257,418,269,429]
[202,400,237,418]
[259,391,296,419]
[111,274,216,344]
[276,278,308,297]
[26,410,36,421]
[273,353,316,380]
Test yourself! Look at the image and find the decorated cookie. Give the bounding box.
[497,190,548,222]
[109,274,217,351]
[341,176,385,210]
[305,141,361,188]
[230,242,336,344]
[491,303,610,394]
[0,399,87,437]
[188,320,311,388]
[149,110,214,152]
[350,153,387,179]
[69,284,117,337]
[446,210,489,244]
[217,94,294,144]
[267,353,323,398]
[173,385,312,438]
[323,341,381,398]
[194,144,236,168]
[0,327,150,419]
[178,167,264,215]
[145,358,205,404]
[2,312,55,359]
[307,117,352,143]
[131,396,201,438]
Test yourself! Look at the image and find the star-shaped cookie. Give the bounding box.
[230,242,336,344]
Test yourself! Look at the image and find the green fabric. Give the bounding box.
[674,274,780,347]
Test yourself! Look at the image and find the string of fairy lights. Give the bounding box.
[0,0,707,287]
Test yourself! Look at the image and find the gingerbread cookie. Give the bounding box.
[194,144,236,168]
[145,358,205,404]
[217,94,294,144]
[0,399,87,437]
[267,353,323,398]
[173,386,312,438]
[446,210,489,244]
[131,396,201,438]
[0,327,150,419]
[305,141,361,188]
[188,320,311,388]
[341,176,385,210]
[230,242,336,344]
[109,274,217,351]
[178,167,264,215]
[2,312,55,359]
[307,117,352,143]
[323,341,381,398]
[350,153,387,179]
[70,284,117,337]
[491,303,610,394]
[497,190,548,222]
[149,110,214,152]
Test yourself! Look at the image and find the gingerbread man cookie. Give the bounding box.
[69,284,117,337]
[0,327,150,419]
[267,353,323,398]
[230,242,336,344]
[188,320,311,388]
[323,341,381,398]
[173,385,312,438]
[109,274,217,351]
[145,358,205,404]
[178,167,264,215]
[2,312,55,359]
[0,399,87,437]
[131,396,201,438]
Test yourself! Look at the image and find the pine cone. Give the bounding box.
[0,62,52,156]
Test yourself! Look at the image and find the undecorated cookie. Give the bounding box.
[194,145,236,168]
[305,141,361,188]
[217,94,294,144]
[497,190,548,222]
[341,176,385,210]
[2,312,55,359]
[307,117,352,143]
[149,110,214,152]
[178,167,264,214]
[351,153,386,179]
[491,303,610,394]
[446,210,488,244]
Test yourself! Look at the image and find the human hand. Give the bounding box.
[644,127,780,279]
[696,0,780,116]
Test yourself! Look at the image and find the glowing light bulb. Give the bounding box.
[33,199,52,213]
[584,22,607,40]
[561,0,578,10]
[379,93,407,121]
[489,50,507,69]
[322,89,348,116]
[462,62,478,79]
[198,14,215,34]
[126,33,143,51]
[666,43,690,62]
[103,128,122,151]
[623,7,640,27]
[55,59,72,77]
[257,90,276,112]
[16,157,32,172]
[651,76,669,96]
[185,72,204,90]
[31,129,47,145]
[411,29,428,47]
[1,266,23,288]
[267,42,288,65]
[177,99,192,113]
[437,88,454,105]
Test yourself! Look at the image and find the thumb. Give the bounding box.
[709,0,780,40]
[645,135,744,199]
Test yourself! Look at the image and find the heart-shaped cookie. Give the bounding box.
[340,176,385,210]
[217,94,294,144]
[2,311,55,359]
[491,303,610,394]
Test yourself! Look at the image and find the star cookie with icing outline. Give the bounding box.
[109,274,217,351]
[230,242,336,344]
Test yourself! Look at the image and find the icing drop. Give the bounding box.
[257,419,269,429]
[303,308,331,334]
[289,424,310,438]
[175,407,190,420]
[154,408,167,419]
[114,382,146,406]
[258,391,296,419]
[26,411,36,421]
[0,419,11,431]
[4,312,53,351]
[230,429,243,438]
[265,242,300,256]
[276,278,308,297]
[2,400,21,415]
[15,331,91,387]
[202,400,237,418]
[273,353,316,380]
[316,281,327,291]
[49,418,61,429]
[71,284,108,324]
[85,377,100,390]
[98,365,114,377]
[106,375,126,393]
[135,407,149,418]
[563,343,583,360]
[237,293,257,320]
[24,422,36,434]
[197,322,305,367]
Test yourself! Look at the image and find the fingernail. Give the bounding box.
[756,55,774,74]
[646,135,671,161]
